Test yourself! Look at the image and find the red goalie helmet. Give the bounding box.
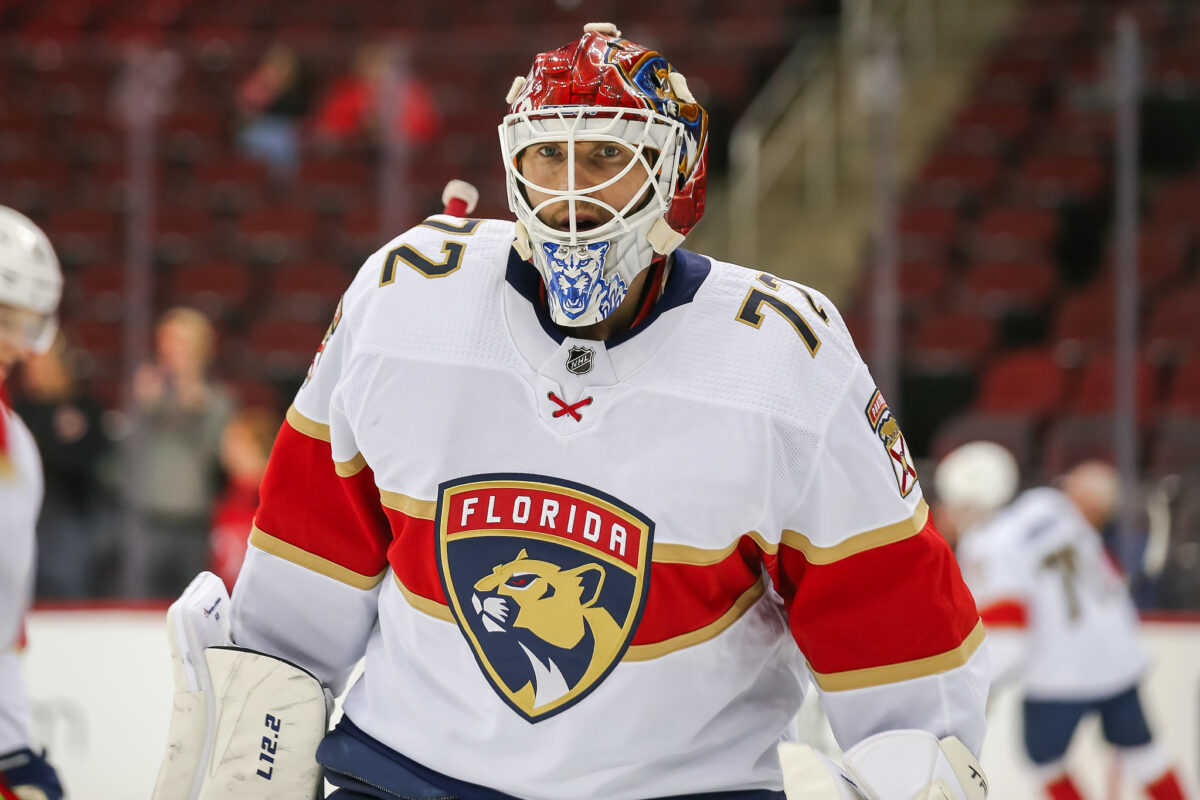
[499,23,709,326]
[504,23,708,237]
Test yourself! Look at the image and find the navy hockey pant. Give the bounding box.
[319,716,786,800]
[1023,684,1153,764]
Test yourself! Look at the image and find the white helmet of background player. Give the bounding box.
[500,22,708,327]
[934,441,1020,531]
[0,205,63,356]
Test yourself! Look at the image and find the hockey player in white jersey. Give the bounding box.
[154,24,990,800]
[936,443,1187,800]
[0,207,65,800]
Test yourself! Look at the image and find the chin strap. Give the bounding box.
[647,217,685,255]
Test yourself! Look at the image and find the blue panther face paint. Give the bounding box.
[541,241,627,322]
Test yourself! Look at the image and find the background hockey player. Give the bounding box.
[935,442,1187,800]
[155,24,989,799]
[0,206,66,799]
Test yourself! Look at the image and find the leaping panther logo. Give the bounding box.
[436,475,654,722]
[472,549,621,712]
[541,241,625,320]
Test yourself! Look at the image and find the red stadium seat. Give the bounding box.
[910,312,996,371]
[168,259,254,319]
[74,262,130,320]
[1162,355,1200,416]
[297,157,373,214]
[1050,285,1118,356]
[1145,284,1200,359]
[154,208,214,264]
[916,152,1002,206]
[971,206,1060,262]
[62,318,125,367]
[1070,353,1158,422]
[961,258,1058,315]
[949,102,1034,155]
[1094,225,1193,294]
[44,207,122,264]
[238,206,319,263]
[897,205,960,262]
[265,260,351,322]
[1149,173,1200,230]
[975,347,1070,418]
[194,157,271,212]
[0,157,70,212]
[1015,154,1107,205]
[241,317,329,378]
[1013,3,1084,40]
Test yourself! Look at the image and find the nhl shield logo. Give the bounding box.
[435,474,654,722]
[565,346,595,375]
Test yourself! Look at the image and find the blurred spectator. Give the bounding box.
[310,43,440,151]
[209,406,279,591]
[13,335,108,599]
[236,43,315,180]
[128,307,233,598]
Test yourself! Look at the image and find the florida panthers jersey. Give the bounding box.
[956,487,1146,700]
[0,401,44,755]
[230,217,988,799]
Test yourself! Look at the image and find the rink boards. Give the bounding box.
[22,608,1200,800]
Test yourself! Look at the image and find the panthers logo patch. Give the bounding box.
[865,388,918,498]
[436,474,653,722]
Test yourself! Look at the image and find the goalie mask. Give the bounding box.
[500,23,708,327]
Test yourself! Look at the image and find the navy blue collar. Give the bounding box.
[503,247,711,347]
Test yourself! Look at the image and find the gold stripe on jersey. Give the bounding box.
[393,574,455,622]
[652,531,774,565]
[782,500,929,565]
[286,404,331,442]
[249,524,387,590]
[623,578,766,661]
[650,502,927,566]
[335,452,368,477]
[379,489,436,520]
[808,619,986,692]
[288,405,369,476]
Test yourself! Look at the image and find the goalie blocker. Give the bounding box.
[152,572,330,800]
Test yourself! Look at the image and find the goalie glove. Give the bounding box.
[152,572,331,800]
[780,730,987,800]
[0,748,63,800]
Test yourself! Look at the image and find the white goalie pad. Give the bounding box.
[153,572,330,800]
[153,572,232,800]
[780,731,987,800]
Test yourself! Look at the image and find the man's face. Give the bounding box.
[519,140,651,233]
[0,303,48,382]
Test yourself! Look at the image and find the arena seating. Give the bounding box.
[0,0,826,407]
[844,0,1200,485]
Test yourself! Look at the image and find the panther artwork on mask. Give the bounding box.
[541,241,626,321]
[471,549,622,714]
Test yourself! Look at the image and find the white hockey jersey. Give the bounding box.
[956,487,1146,700]
[231,217,988,799]
[0,400,44,755]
